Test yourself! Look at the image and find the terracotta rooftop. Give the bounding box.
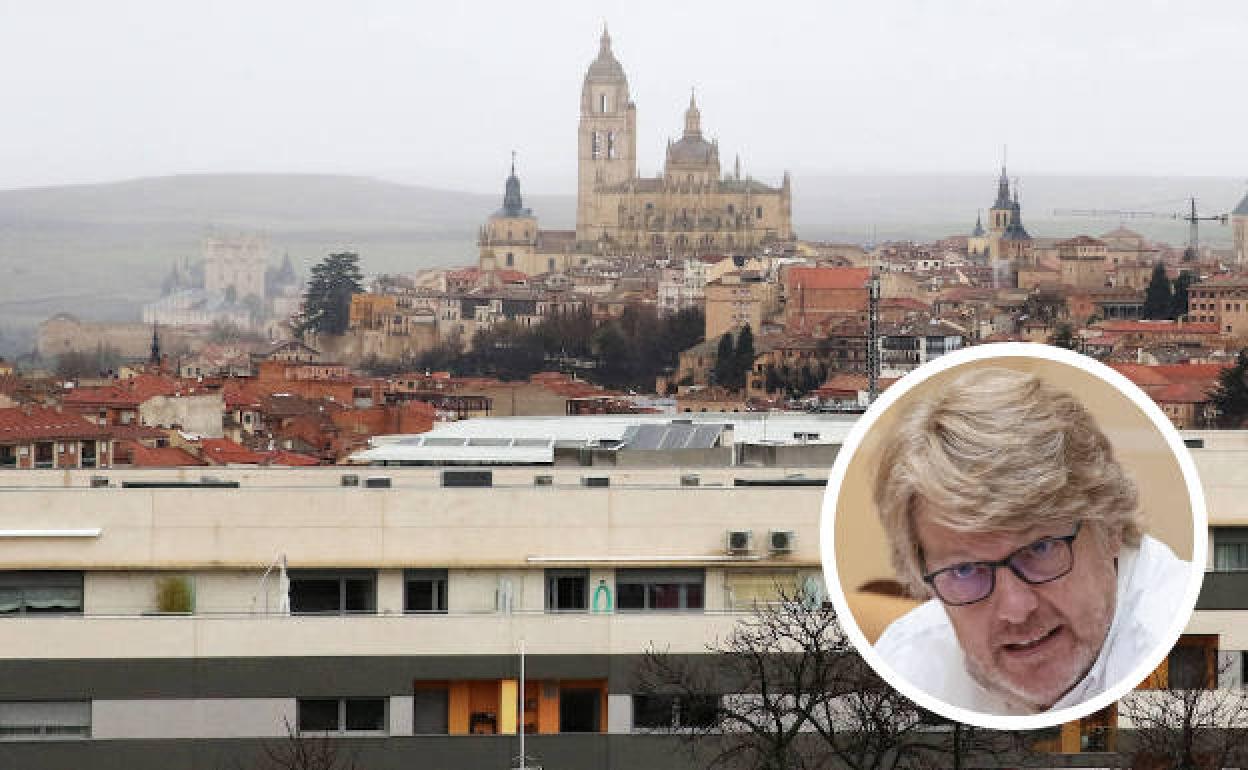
[119,441,206,467]
[785,266,871,291]
[0,406,113,442]
[199,437,270,465]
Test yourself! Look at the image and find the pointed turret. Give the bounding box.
[994,165,1012,209]
[684,89,702,137]
[971,211,985,237]
[149,323,161,366]
[500,152,528,217]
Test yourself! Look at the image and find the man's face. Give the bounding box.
[914,507,1120,712]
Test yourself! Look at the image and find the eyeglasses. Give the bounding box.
[921,522,1083,607]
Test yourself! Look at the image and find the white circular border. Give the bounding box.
[819,342,1209,730]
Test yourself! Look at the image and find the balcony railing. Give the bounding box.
[1196,570,1248,610]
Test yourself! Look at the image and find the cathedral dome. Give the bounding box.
[667,136,717,165]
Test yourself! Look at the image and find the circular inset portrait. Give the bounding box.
[820,342,1207,730]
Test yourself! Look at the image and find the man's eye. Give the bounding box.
[949,563,980,580]
[1028,539,1056,557]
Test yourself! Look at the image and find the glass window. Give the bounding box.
[0,701,90,740]
[1169,645,1210,689]
[297,698,386,734]
[0,572,83,616]
[545,569,588,612]
[1214,528,1248,570]
[404,569,448,613]
[288,570,376,615]
[616,569,704,611]
[632,694,719,730]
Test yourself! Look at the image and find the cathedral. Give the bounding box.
[480,28,795,274]
[576,28,793,257]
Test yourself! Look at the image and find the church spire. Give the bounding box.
[684,87,702,137]
[149,322,161,366]
[502,152,524,216]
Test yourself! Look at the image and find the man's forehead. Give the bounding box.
[913,505,1080,561]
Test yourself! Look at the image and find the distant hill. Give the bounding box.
[0,171,1243,343]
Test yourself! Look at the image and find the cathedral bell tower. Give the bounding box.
[576,25,637,245]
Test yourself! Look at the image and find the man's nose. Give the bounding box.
[993,567,1040,624]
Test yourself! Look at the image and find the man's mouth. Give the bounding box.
[1001,626,1062,653]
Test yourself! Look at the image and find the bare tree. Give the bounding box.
[637,589,1005,770]
[1118,660,1248,770]
[229,718,361,770]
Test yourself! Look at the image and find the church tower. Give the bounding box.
[576,26,637,244]
[987,164,1013,259]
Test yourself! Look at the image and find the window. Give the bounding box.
[505,253,514,267]
[412,686,449,734]
[616,569,704,611]
[404,569,447,613]
[0,572,83,616]
[1168,645,1211,689]
[297,698,386,734]
[560,688,601,733]
[33,442,53,469]
[632,694,719,730]
[545,569,588,612]
[756,206,763,220]
[288,570,376,615]
[0,701,90,740]
[1213,528,1248,570]
[607,131,616,159]
[599,92,608,113]
[591,131,602,160]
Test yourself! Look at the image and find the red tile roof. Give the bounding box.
[0,406,113,442]
[264,450,322,466]
[199,437,270,465]
[63,373,185,408]
[1096,321,1220,335]
[119,441,206,467]
[785,267,871,291]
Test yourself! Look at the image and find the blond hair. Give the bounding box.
[873,367,1142,597]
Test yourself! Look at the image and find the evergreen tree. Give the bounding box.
[1209,350,1248,428]
[714,332,735,388]
[1171,270,1195,319]
[1053,323,1076,350]
[1142,262,1173,320]
[297,252,364,337]
[732,324,755,391]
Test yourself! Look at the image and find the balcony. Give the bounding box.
[0,610,751,660]
[1195,571,1248,610]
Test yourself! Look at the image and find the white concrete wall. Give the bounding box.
[92,698,294,739]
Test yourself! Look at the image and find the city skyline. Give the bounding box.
[3,0,1246,194]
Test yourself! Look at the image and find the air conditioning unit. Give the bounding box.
[769,530,795,554]
[727,529,753,555]
[340,474,360,487]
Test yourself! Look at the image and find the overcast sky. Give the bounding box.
[3,0,1245,194]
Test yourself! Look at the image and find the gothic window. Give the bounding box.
[607,131,616,159]
[599,93,608,113]
[548,258,556,272]
[506,253,514,267]
[756,206,763,220]
[591,132,602,160]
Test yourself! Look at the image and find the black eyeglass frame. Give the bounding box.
[920,522,1084,607]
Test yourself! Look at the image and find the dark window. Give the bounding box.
[632,694,719,729]
[1169,645,1211,689]
[545,569,588,612]
[412,688,449,734]
[559,688,600,733]
[0,701,90,740]
[289,570,376,615]
[298,698,386,733]
[404,569,448,613]
[0,572,83,616]
[34,443,53,469]
[616,569,704,611]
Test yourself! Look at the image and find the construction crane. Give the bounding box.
[1053,197,1229,262]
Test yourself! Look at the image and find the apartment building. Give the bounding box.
[0,464,823,770]
[2,425,1247,768]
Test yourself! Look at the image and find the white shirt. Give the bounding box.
[874,535,1191,716]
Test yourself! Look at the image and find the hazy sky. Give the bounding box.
[3,0,1245,194]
